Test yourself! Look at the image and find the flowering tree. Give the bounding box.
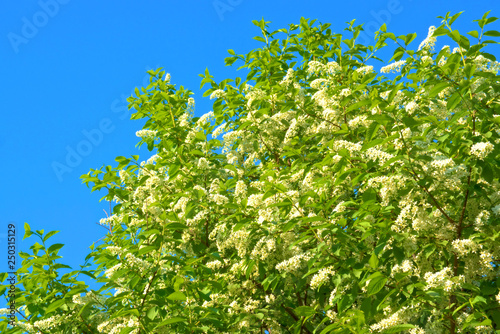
[2,11,500,334]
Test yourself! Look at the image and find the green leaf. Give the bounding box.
[43,230,60,242]
[482,163,494,183]
[155,317,186,328]
[45,299,66,314]
[467,30,479,38]
[167,291,186,301]
[48,243,64,254]
[484,30,500,37]
[294,305,315,317]
[147,306,159,320]
[428,82,449,98]
[369,252,379,269]
[24,222,32,240]
[367,275,387,296]
[447,91,462,110]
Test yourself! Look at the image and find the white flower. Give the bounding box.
[197,157,210,170]
[452,239,479,257]
[370,307,408,332]
[164,73,171,82]
[355,65,373,75]
[418,26,436,50]
[310,266,336,289]
[380,60,406,73]
[136,129,157,138]
[235,180,247,198]
[470,142,494,160]
[311,78,328,89]
[424,267,454,291]
[212,123,227,138]
[210,89,226,100]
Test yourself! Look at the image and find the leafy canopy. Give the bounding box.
[2,11,500,334]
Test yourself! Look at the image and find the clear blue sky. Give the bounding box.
[1,0,498,287]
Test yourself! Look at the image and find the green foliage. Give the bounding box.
[2,11,500,334]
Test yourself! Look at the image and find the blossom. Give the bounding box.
[470,142,494,159]
[452,239,479,257]
[355,65,373,75]
[424,267,455,291]
[210,89,226,100]
[370,307,408,332]
[135,129,157,138]
[418,26,436,50]
[380,60,406,73]
[310,266,336,289]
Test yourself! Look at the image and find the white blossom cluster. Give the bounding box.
[380,60,406,73]
[135,129,157,138]
[424,267,456,292]
[470,142,494,159]
[310,266,336,289]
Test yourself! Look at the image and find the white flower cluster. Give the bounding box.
[32,315,62,331]
[212,122,227,138]
[206,260,223,270]
[105,246,123,256]
[197,111,215,128]
[280,68,295,86]
[210,193,229,205]
[391,260,413,276]
[276,253,312,273]
[424,267,455,292]
[247,194,263,208]
[364,147,395,166]
[355,65,374,75]
[197,157,210,169]
[246,89,266,108]
[310,266,336,289]
[135,129,157,138]
[452,238,480,257]
[235,180,247,199]
[251,236,277,260]
[186,210,208,226]
[72,291,106,305]
[210,89,226,100]
[418,26,436,50]
[380,60,406,73]
[480,250,494,271]
[307,60,324,75]
[331,139,362,154]
[370,307,408,332]
[409,327,425,334]
[311,78,328,89]
[173,197,189,215]
[470,142,494,160]
[265,294,276,304]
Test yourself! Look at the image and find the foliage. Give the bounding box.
[2,11,500,334]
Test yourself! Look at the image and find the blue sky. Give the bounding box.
[1,0,498,290]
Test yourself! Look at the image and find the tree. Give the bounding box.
[2,11,500,334]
